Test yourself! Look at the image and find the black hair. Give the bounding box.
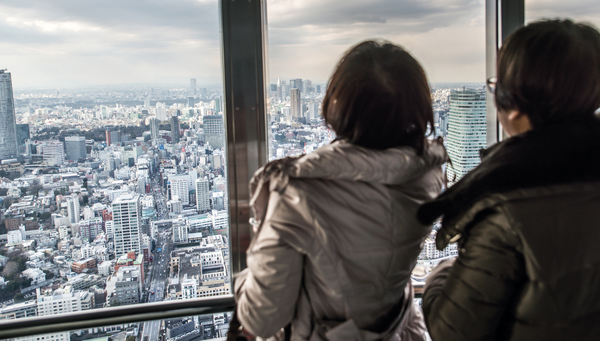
[322,40,434,152]
[496,19,600,127]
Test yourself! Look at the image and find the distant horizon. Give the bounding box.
[11,80,484,93]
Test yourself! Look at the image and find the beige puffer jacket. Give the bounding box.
[235,140,447,341]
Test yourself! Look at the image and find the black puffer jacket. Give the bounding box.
[418,117,600,341]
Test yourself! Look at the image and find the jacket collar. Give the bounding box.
[417,117,600,249]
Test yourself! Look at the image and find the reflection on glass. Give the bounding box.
[0,0,230,340]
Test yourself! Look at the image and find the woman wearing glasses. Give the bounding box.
[420,19,600,340]
[233,40,447,340]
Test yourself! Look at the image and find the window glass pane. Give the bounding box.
[1,0,231,339]
[264,0,485,305]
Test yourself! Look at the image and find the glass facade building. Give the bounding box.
[446,89,488,183]
[0,71,18,161]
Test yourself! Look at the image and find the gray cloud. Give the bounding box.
[3,0,600,88]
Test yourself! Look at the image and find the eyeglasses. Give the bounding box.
[486,76,497,94]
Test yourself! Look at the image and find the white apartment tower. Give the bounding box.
[290,88,301,118]
[67,194,80,224]
[149,117,160,141]
[196,178,210,212]
[446,89,487,183]
[170,176,189,205]
[0,70,18,160]
[190,78,197,96]
[112,193,141,255]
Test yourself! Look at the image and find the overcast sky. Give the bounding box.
[2,0,600,89]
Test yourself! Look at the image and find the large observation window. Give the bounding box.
[265,0,485,291]
[0,0,537,340]
[0,1,233,340]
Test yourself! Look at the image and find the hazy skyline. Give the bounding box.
[1,0,600,89]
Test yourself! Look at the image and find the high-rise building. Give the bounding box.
[64,135,86,161]
[170,176,189,205]
[38,141,65,166]
[15,124,30,155]
[291,78,303,92]
[171,116,180,144]
[215,96,222,114]
[308,101,320,121]
[67,194,80,225]
[291,88,301,118]
[446,89,487,183]
[149,117,160,142]
[190,78,197,96]
[156,103,167,121]
[204,115,224,149]
[112,193,141,255]
[196,178,210,212]
[106,130,120,146]
[276,77,282,100]
[0,70,18,160]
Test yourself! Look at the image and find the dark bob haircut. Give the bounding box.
[496,19,600,127]
[322,40,434,152]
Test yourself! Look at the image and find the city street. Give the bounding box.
[141,177,172,341]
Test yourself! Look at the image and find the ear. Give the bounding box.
[507,110,525,121]
[506,110,533,135]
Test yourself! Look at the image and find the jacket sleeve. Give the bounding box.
[422,207,526,341]
[234,190,307,338]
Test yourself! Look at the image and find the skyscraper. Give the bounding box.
[65,135,86,161]
[15,124,30,155]
[149,117,160,142]
[291,88,301,118]
[112,193,141,255]
[446,89,487,183]
[67,194,80,225]
[276,77,282,100]
[196,178,210,212]
[171,116,180,144]
[190,78,197,96]
[291,78,303,92]
[0,70,18,160]
[204,115,224,149]
[215,96,222,114]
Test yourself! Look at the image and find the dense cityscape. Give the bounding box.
[0,69,485,340]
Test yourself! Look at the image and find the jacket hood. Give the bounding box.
[249,139,447,226]
[289,139,447,185]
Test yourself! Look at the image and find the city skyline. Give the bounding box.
[2,1,600,88]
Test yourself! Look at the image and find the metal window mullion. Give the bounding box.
[486,0,524,146]
[221,0,269,276]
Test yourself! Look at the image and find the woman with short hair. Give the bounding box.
[234,40,447,340]
[420,19,600,341]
